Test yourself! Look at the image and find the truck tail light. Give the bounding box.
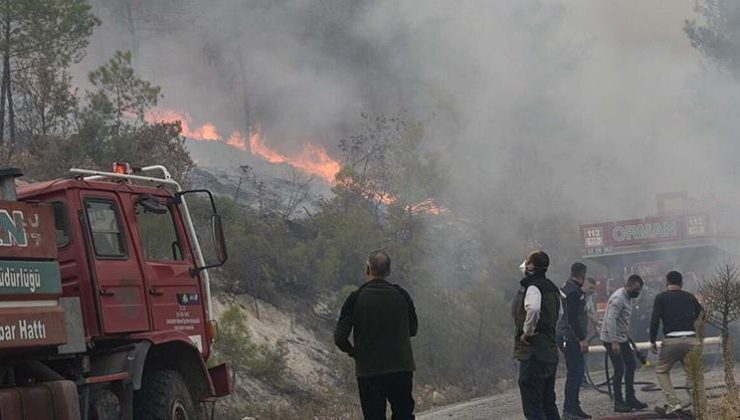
[206,319,219,344]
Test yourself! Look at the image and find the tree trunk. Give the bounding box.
[40,81,47,136]
[125,0,139,70]
[723,317,736,392]
[0,5,7,145]
[237,45,250,133]
[7,57,14,152]
[3,15,13,151]
[234,173,244,200]
[0,57,6,144]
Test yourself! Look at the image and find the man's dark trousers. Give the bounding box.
[604,341,636,402]
[563,338,584,413]
[518,356,561,420]
[357,371,415,420]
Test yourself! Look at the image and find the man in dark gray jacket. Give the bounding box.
[334,251,418,420]
[556,262,591,419]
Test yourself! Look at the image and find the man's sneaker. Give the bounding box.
[626,397,648,410]
[614,401,632,413]
[665,403,684,415]
[563,408,592,419]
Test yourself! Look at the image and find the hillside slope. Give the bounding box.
[212,293,361,419]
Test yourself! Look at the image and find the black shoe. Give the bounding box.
[563,408,592,419]
[614,401,632,413]
[626,397,648,410]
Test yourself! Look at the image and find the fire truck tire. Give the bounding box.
[134,369,201,420]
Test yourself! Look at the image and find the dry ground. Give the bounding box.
[419,361,730,420]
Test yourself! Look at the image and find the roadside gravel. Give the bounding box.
[419,365,727,420]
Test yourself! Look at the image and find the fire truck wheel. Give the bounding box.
[134,369,201,420]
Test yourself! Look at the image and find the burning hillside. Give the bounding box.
[145,108,340,183]
[248,127,341,184]
[145,108,446,214]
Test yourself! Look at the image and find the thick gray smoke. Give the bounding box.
[78,0,737,231]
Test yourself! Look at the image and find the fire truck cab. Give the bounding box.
[0,164,230,420]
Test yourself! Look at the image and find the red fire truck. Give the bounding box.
[579,192,740,341]
[0,164,230,420]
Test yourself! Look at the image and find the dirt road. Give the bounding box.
[419,366,726,420]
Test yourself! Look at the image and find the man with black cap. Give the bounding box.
[512,250,561,420]
[334,250,418,420]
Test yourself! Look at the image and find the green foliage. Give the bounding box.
[11,0,99,67]
[0,0,98,145]
[10,49,192,183]
[249,340,289,379]
[85,51,162,134]
[212,304,288,383]
[16,57,78,137]
[212,305,254,377]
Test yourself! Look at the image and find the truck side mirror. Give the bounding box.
[173,189,228,276]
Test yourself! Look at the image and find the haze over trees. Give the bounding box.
[685,0,740,77]
[0,1,538,417]
[8,0,740,418]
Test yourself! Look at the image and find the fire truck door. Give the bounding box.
[130,197,206,353]
[82,193,150,333]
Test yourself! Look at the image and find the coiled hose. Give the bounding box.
[583,337,725,400]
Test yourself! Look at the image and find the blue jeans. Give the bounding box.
[563,339,584,412]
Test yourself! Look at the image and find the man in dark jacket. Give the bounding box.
[334,250,418,420]
[556,262,591,420]
[513,250,561,420]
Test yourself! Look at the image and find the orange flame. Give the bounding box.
[146,108,341,183]
[249,128,341,184]
[145,109,222,141]
[406,198,448,215]
[145,108,445,214]
[226,132,248,151]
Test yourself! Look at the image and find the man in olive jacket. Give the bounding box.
[334,251,418,420]
[512,250,561,420]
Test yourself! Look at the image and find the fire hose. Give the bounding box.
[583,336,725,400]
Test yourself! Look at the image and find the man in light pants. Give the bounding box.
[649,270,705,415]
